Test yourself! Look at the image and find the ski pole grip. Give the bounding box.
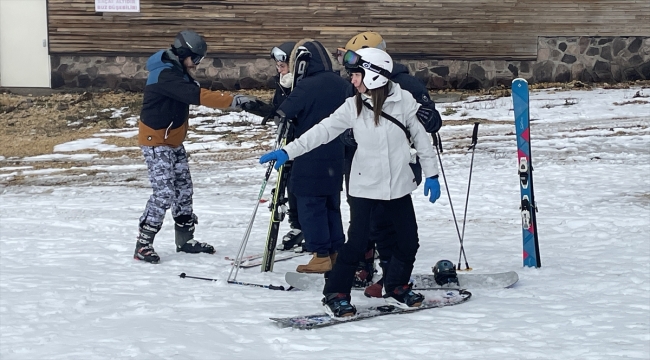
[471,122,479,145]
[435,133,443,153]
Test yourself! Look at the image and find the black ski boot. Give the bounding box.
[134,223,161,264]
[277,228,305,251]
[382,257,423,308]
[354,248,376,288]
[383,284,425,309]
[322,293,357,318]
[174,214,215,254]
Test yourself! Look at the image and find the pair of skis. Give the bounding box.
[259,47,312,272]
[225,46,313,286]
[225,251,306,269]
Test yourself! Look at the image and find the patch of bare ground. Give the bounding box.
[1,80,647,163]
[0,90,140,158]
[0,88,273,158]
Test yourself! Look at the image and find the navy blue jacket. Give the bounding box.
[278,40,354,196]
[391,63,441,122]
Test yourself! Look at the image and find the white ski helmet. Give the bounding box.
[355,48,393,90]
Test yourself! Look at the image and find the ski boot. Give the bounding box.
[364,259,389,298]
[322,293,356,318]
[353,248,376,288]
[174,214,215,254]
[277,228,305,251]
[134,223,161,264]
[383,284,425,309]
[363,278,384,298]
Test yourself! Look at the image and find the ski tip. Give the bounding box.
[512,78,528,84]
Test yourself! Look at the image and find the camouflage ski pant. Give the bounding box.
[139,145,194,228]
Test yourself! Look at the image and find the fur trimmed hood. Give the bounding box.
[288,39,338,78]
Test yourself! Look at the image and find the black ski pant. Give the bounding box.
[368,203,397,263]
[324,194,420,295]
[344,157,396,268]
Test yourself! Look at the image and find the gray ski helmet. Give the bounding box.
[172,30,207,65]
[433,259,459,286]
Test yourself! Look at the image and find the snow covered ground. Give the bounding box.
[1,85,649,359]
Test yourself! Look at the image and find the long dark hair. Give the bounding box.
[355,82,391,126]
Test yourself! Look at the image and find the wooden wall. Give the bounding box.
[48,0,650,60]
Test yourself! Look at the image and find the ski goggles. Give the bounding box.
[190,54,204,65]
[342,49,392,78]
[271,46,288,63]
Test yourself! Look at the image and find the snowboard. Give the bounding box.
[270,289,471,329]
[285,271,518,291]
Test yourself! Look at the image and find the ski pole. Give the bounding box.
[227,160,275,283]
[457,122,480,271]
[227,280,286,291]
[433,132,470,269]
[179,273,219,282]
[180,274,287,291]
[228,118,289,282]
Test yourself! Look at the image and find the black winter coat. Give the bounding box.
[262,41,295,125]
[277,40,354,196]
[261,75,292,125]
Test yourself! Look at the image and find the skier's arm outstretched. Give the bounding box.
[259,100,355,168]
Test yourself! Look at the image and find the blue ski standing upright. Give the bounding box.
[511,78,541,268]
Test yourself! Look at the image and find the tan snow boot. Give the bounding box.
[296,253,332,273]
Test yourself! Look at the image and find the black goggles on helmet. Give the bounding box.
[190,54,204,65]
[342,50,391,78]
[271,47,288,63]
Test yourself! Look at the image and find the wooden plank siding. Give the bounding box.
[47,0,650,60]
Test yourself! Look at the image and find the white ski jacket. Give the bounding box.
[283,82,439,200]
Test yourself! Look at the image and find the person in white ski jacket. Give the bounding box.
[260,48,441,317]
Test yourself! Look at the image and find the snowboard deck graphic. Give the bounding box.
[285,271,518,291]
[270,289,471,329]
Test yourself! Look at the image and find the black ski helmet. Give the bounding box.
[172,30,207,65]
[433,260,459,286]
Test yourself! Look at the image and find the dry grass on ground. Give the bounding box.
[1,80,647,160]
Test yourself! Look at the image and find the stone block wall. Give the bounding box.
[51,36,649,91]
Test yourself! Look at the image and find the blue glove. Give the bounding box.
[424,176,441,203]
[259,149,289,170]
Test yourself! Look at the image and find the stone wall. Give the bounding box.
[51,36,649,91]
